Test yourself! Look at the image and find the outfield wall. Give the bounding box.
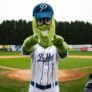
[68,44,92,51]
[0,44,92,52]
[0,45,22,52]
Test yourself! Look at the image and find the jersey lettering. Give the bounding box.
[37,53,54,62]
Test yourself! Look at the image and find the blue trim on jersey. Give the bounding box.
[31,81,58,90]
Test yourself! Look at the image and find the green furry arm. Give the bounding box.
[22,34,38,55]
[52,35,68,58]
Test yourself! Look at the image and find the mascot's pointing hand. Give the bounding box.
[52,35,64,46]
[29,34,39,45]
[52,35,68,58]
[22,34,39,55]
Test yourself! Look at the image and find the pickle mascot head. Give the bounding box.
[32,3,55,47]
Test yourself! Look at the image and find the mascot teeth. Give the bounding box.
[41,30,48,36]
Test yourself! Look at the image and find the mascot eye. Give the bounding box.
[45,19,52,25]
[37,19,43,25]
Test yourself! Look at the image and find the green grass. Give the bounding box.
[0,57,30,92]
[58,58,92,69]
[0,74,29,92]
[0,51,20,56]
[60,68,92,92]
[0,57,92,69]
[0,51,92,56]
[0,57,30,69]
[69,51,92,56]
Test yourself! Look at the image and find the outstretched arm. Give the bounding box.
[52,35,68,58]
[22,34,38,55]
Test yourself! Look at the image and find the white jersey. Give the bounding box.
[30,44,59,85]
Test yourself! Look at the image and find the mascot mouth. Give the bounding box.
[41,30,48,36]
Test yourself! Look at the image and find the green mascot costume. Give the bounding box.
[22,3,68,92]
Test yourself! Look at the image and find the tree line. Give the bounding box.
[0,20,92,45]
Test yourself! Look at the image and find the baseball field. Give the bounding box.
[0,51,92,92]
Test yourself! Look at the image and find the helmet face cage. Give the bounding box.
[36,18,52,26]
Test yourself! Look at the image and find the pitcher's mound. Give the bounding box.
[6,69,84,82]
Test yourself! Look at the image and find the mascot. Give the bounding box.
[22,3,68,92]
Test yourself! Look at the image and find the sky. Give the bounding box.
[0,0,92,23]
